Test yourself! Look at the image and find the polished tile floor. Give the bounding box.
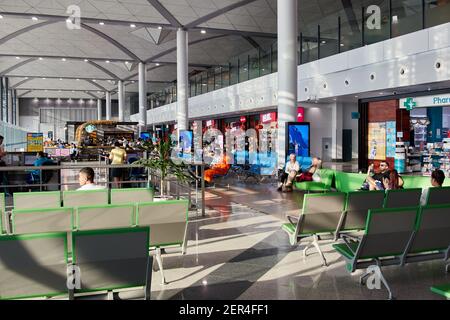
[132,183,448,300]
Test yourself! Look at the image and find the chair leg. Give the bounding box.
[312,235,328,267]
[302,242,312,258]
[155,248,167,285]
[144,255,153,300]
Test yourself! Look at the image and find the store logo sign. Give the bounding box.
[403,98,417,111]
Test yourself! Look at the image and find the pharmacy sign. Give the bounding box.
[403,98,417,111]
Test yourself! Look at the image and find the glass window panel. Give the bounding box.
[391,0,423,37]
[260,50,271,76]
[207,69,215,92]
[221,65,230,87]
[364,0,390,45]
[239,55,249,82]
[319,20,339,59]
[214,67,222,90]
[339,6,363,53]
[271,43,277,72]
[249,49,260,79]
[201,72,208,94]
[196,74,202,95]
[425,0,450,28]
[230,58,239,85]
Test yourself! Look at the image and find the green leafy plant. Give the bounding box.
[135,138,196,197]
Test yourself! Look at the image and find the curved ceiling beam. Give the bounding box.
[87,61,121,80]
[0,58,36,76]
[85,79,109,92]
[185,0,259,29]
[18,90,33,98]
[80,23,142,62]
[10,78,32,89]
[146,0,182,28]
[0,20,58,46]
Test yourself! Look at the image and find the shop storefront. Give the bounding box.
[359,92,450,176]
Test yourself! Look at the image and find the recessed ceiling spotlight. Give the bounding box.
[379,92,384,95]
[84,59,89,62]
[93,79,97,82]
[15,56,20,59]
[71,90,75,93]
[158,26,162,30]
[130,24,136,28]
[321,40,326,44]
[131,81,135,83]
[155,63,160,66]
[38,57,43,60]
[76,78,80,81]
[0,15,3,19]
[25,77,29,79]
[42,77,46,80]
[61,58,66,62]
[105,60,110,63]
[99,22,105,26]
[340,43,345,47]
[200,29,206,34]
[59,78,63,81]
[31,16,38,21]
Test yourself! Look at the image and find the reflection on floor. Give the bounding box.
[130,183,447,300]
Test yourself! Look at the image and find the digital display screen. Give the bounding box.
[140,132,151,141]
[179,130,193,159]
[286,122,310,158]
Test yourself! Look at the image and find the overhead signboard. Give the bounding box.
[400,94,450,110]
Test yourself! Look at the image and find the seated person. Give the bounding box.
[204,154,231,185]
[363,161,403,191]
[77,167,105,191]
[29,152,56,183]
[381,169,402,191]
[278,154,300,192]
[296,156,322,182]
[420,169,445,205]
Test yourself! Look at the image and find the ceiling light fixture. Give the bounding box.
[158,26,162,30]
[200,29,206,34]
[105,60,110,63]
[155,63,160,66]
[99,22,105,26]
[39,57,43,60]
[31,16,38,21]
[61,58,66,61]
[130,24,136,28]
[15,56,20,59]
[59,78,63,80]
[0,15,3,19]
[42,77,46,80]
[84,59,89,62]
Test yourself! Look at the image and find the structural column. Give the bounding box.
[118,80,125,122]
[138,62,147,134]
[276,0,298,168]
[332,102,343,161]
[105,91,111,120]
[176,28,189,132]
[97,99,102,120]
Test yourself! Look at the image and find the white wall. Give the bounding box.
[302,103,333,159]
[342,103,359,159]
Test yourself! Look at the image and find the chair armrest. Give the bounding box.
[341,234,360,254]
[287,215,299,225]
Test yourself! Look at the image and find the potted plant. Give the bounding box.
[135,138,196,199]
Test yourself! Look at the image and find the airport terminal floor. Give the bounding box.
[1,0,450,309]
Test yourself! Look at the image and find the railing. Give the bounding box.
[0,163,207,216]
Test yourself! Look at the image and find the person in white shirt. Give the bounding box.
[278,154,300,192]
[77,167,106,191]
[420,169,445,205]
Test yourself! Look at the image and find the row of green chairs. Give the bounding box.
[0,227,152,300]
[11,188,154,211]
[294,170,450,194]
[333,206,450,299]
[9,200,189,285]
[282,187,450,266]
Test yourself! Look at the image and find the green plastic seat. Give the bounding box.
[294,168,335,192]
[431,284,450,299]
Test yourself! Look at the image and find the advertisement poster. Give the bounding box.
[386,121,397,158]
[287,123,310,158]
[368,123,386,160]
[27,133,44,152]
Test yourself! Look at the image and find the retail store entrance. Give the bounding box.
[359,92,450,177]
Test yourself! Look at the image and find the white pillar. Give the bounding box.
[332,102,343,160]
[138,62,147,133]
[118,80,125,122]
[277,0,298,168]
[97,99,102,120]
[105,91,111,120]
[15,96,20,126]
[177,28,189,131]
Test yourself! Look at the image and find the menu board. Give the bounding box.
[386,121,397,158]
[368,123,386,160]
[27,133,44,152]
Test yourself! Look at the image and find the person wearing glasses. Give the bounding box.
[363,161,404,191]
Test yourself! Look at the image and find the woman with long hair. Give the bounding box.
[383,169,402,190]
